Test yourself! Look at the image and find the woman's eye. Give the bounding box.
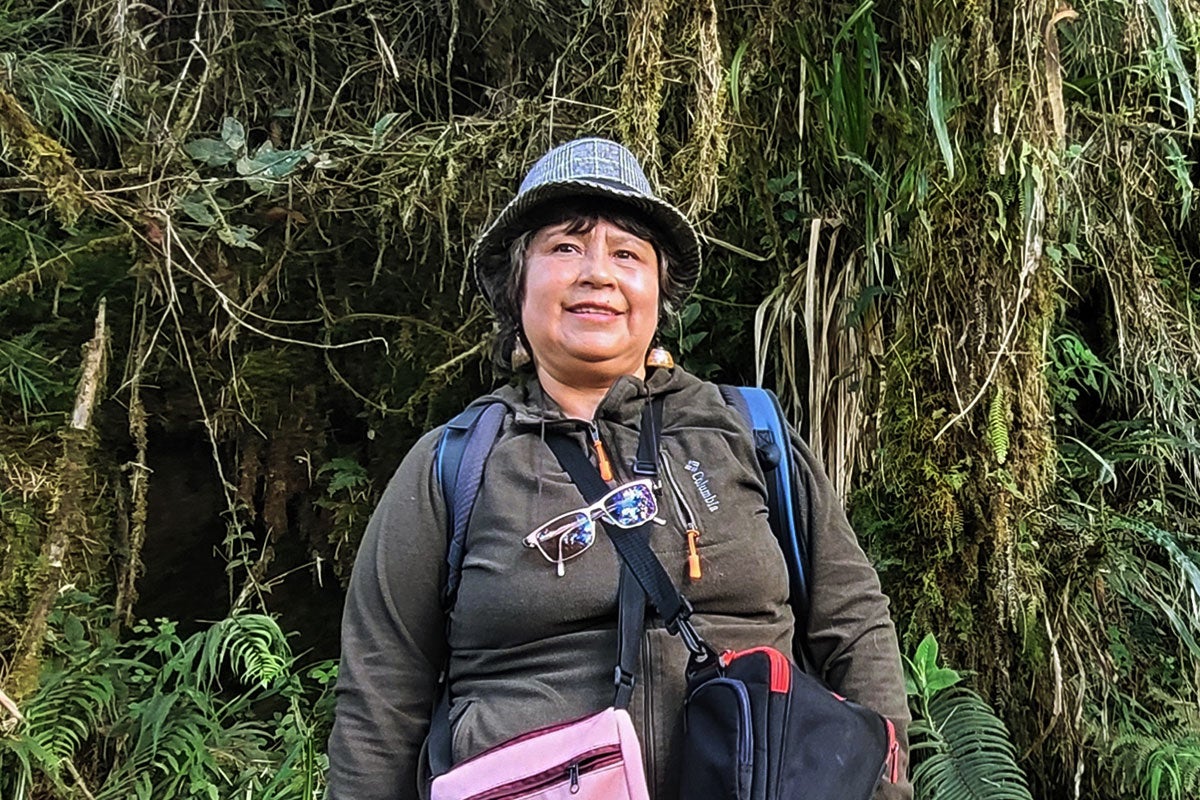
[613,249,639,261]
[551,242,579,253]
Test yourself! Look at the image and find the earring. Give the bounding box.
[645,345,675,369]
[511,336,532,369]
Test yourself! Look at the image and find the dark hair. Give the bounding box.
[491,198,684,374]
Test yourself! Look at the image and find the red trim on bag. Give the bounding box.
[720,647,791,693]
[467,745,622,800]
[885,718,899,784]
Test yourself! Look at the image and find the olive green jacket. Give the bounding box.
[326,367,912,799]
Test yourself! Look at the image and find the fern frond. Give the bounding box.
[987,386,1009,465]
[911,687,1033,800]
[1112,724,1200,800]
[192,614,292,689]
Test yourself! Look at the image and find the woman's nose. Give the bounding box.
[577,244,616,285]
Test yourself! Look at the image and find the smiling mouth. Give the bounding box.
[566,303,622,316]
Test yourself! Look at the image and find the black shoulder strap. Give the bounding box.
[427,400,648,779]
[436,401,507,610]
[544,406,715,668]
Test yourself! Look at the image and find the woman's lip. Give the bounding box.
[566,304,621,315]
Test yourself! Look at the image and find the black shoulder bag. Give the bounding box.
[544,400,898,800]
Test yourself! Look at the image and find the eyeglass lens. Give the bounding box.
[601,483,657,527]
[525,480,659,576]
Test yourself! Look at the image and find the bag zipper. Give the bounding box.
[449,709,609,769]
[721,646,791,693]
[465,745,623,800]
[660,456,703,581]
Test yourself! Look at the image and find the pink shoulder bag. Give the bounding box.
[429,706,649,800]
[426,569,651,800]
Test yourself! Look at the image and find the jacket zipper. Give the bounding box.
[585,421,615,481]
[660,457,703,581]
[465,745,623,800]
[642,635,657,800]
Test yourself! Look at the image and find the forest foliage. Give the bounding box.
[0,0,1197,797]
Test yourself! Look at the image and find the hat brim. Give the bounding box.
[470,180,702,312]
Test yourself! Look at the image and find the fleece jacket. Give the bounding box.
[325,366,913,799]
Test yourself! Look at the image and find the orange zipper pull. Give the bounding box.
[687,529,702,580]
[589,427,614,481]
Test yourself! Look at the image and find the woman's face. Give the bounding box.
[520,218,660,385]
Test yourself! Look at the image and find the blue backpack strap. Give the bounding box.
[720,385,811,631]
[435,400,507,611]
[426,400,506,780]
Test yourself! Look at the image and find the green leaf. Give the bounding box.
[236,142,311,190]
[183,138,236,167]
[1146,0,1196,121]
[319,457,370,496]
[178,194,217,226]
[914,632,939,674]
[928,37,955,180]
[728,39,749,116]
[924,667,962,694]
[217,224,263,251]
[910,687,1033,799]
[63,614,84,646]
[221,117,246,151]
[372,112,403,150]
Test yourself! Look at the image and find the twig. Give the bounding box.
[116,294,151,624]
[1075,107,1200,141]
[0,686,24,722]
[63,758,99,800]
[71,300,109,431]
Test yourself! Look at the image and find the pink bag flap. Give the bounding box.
[430,707,648,800]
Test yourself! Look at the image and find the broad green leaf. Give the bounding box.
[924,667,962,694]
[217,224,263,251]
[914,632,940,674]
[183,138,236,167]
[63,614,84,646]
[221,117,246,151]
[236,142,311,189]
[178,195,217,226]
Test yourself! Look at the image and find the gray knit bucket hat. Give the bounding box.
[470,137,702,311]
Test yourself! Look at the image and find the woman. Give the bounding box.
[325,137,912,799]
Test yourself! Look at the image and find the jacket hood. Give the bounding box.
[481,366,699,427]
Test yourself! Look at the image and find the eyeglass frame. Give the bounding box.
[522,478,660,573]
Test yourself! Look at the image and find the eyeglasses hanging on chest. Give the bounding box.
[523,479,662,576]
